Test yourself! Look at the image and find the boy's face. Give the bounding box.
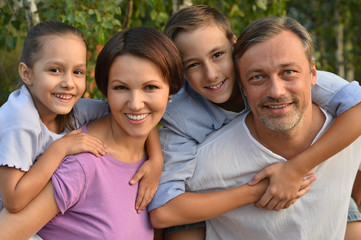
[173,24,236,104]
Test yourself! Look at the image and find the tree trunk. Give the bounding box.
[23,0,39,30]
[335,0,345,78]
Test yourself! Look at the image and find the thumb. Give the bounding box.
[248,170,268,185]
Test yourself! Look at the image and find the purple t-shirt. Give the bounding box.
[38,126,153,240]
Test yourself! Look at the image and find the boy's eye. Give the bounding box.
[186,62,199,69]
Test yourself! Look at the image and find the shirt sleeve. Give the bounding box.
[148,126,197,211]
[51,156,86,214]
[312,71,361,116]
[74,98,109,127]
[0,126,39,171]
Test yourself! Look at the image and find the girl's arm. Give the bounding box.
[0,181,59,240]
[250,73,361,210]
[0,129,106,213]
[130,126,163,213]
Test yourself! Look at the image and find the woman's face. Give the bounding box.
[107,54,169,138]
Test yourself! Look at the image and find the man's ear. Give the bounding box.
[310,62,317,86]
[18,62,33,86]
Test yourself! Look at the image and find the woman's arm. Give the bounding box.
[0,181,59,240]
[130,127,164,213]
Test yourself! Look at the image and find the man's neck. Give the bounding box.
[246,104,326,160]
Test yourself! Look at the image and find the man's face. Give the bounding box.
[237,30,317,132]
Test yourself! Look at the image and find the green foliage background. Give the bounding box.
[1,0,360,105]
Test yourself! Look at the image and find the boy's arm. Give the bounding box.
[0,181,59,240]
[130,127,163,213]
[250,72,361,209]
[150,181,268,228]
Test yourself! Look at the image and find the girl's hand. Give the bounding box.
[57,129,107,157]
[130,159,162,214]
[248,161,316,211]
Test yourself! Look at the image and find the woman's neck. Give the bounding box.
[88,115,147,163]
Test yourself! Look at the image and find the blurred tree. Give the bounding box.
[0,0,359,106]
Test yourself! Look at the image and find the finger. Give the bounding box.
[300,176,316,190]
[283,200,294,209]
[67,129,82,136]
[137,189,152,214]
[263,197,280,210]
[255,190,273,208]
[296,185,311,198]
[130,170,145,185]
[249,170,269,186]
[306,169,315,176]
[135,184,146,211]
[273,200,287,211]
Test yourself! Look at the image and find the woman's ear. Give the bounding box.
[18,62,33,86]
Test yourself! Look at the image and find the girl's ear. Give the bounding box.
[18,62,33,86]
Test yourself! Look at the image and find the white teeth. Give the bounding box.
[206,80,225,90]
[55,94,72,99]
[269,104,288,109]
[126,113,149,121]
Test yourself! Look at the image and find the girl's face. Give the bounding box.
[107,55,169,139]
[20,34,86,126]
[173,24,236,104]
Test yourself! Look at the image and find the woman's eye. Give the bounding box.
[145,85,158,90]
[114,85,127,90]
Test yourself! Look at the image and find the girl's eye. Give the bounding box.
[74,70,84,75]
[213,52,223,58]
[49,68,61,73]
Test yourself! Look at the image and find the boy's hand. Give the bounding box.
[248,161,316,211]
[58,129,107,157]
[130,159,162,213]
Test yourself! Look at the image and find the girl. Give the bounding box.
[0,21,163,220]
[0,26,184,239]
[149,5,361,239]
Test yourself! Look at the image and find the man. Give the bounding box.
[183,16,361,239]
